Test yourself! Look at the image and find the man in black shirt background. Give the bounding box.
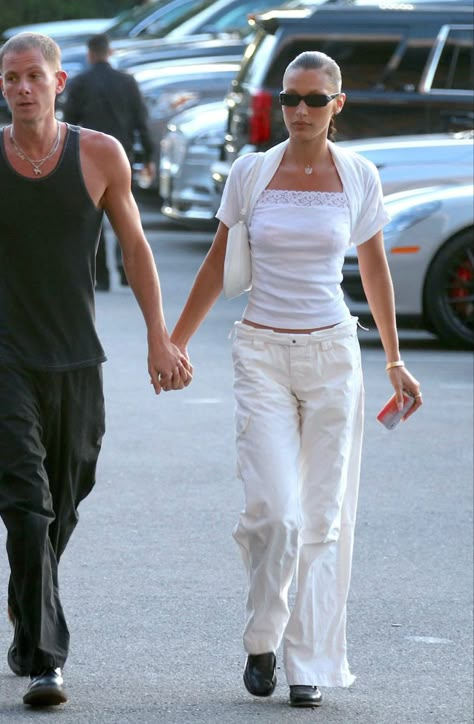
[64,33,155,290]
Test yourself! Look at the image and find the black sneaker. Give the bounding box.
[289,685,323,707]
[23,668,68,707]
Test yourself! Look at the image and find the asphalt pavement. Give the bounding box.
[0,200,472,723]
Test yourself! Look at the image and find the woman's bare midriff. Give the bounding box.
[242,318,338,333]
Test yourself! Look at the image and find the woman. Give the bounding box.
[170,51,422,707]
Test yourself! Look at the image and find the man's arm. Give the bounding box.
[80,129,191,392]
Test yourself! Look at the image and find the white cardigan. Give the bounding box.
[217,139,390,247]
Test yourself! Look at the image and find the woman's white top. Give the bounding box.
[217,139,390,329]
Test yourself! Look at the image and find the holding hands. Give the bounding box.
[148,337,193,394]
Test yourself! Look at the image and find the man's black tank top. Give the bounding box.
[0,124,106,370]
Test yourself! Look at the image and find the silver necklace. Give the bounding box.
[304,165,313,175]
[10,123,61,175]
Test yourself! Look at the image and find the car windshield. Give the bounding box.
[167,0,293,38]
[107,0,213,39]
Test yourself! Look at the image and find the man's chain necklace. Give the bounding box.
[9,123,61,175]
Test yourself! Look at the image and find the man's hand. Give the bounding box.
[148,338,193,394]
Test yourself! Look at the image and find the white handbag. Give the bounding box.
[223,153,264,299]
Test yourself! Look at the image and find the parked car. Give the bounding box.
[340,131,474,192]
[160,100,228,226]
[343,184,474,348]
[131,56,240,187]
[161,120,474,226]
[58,0,281,80]
[1,18,115,46]
[221,2,474,171]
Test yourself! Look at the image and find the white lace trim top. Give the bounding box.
[259,189,348,208]
[242,189,352,329]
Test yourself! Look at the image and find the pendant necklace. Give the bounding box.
[304,165,313,175]
[10,123,61,175]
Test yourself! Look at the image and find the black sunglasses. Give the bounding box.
[279,91,340,108]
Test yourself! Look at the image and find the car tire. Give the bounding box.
[423,228,474,349]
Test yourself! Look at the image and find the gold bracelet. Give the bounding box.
[385,360,405,371]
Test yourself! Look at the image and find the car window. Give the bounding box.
[141,0,209,36]
[381,43,433,92]
[107,0,172,36]
[429,26,474,91]
[236,31,274,87]
[108,0,211,39]
[263,36,402,90]
[167,0,278,38]
[239,20,474,95]
[194,0,280,34]
[315,38,400,89]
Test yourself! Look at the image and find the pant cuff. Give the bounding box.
[286,669,356,688]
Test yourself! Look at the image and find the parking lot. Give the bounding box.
[0,3,472,718]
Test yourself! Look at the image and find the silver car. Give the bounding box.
[162,128,474,226]
[160,100,227,226]
[339,132,474,194]
[343,183,474,348]
[132,57,239,189]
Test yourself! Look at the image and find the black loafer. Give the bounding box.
[23,668,68,707]
[7,614,29,677]
[243,652,277,697]
[289,685,323,707]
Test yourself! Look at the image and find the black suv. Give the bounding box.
[220,2,474,166]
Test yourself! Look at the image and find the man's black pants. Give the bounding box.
[0,365,105,675]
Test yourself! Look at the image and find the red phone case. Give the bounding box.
[377,392,415,430]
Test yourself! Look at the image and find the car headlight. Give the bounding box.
[145,90,200,121]
[384,201,441,243]
[187,129,223,155]
[160,130,187,175]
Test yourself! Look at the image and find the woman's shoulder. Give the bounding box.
[231,152,261,173]
[230,141,287,182]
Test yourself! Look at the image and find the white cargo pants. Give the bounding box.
[231,317,364,687]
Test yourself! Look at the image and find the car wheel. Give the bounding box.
[423,228,474,349]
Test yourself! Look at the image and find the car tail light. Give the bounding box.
[249,90,272,145]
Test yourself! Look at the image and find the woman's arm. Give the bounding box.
[357,231,422,418]
[171,221,230,352]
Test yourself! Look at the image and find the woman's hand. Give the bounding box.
[387,365,422,420]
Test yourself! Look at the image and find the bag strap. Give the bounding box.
[238,153,265,223]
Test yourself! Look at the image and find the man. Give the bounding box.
[63,33,156,291]
[0,32,191,708]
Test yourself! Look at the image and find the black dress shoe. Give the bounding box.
[243,652,276,697]
[289,685,323,707]
[7,615,29,677]
[23,668,68,707]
